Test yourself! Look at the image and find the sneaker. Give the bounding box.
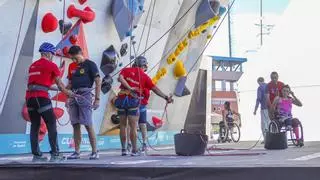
[89,152,99,160]
[32,155,48,162]
[67,152,80,160]
[50,153,65,162]
[127,143,132,152]
[141,143,147,152]
[121,149,128,156]
[298,139,304,147]
[131,151,140,157]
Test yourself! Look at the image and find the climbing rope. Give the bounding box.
[0,0,27,108]
[56,0,69,126]
[144,0,238,153]
[143,0,157,56]
[186,0,236,77]
[112,0,200,77]
[136,0,153,53]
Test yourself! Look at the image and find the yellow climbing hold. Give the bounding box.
[178,43,185,51]
[160,67,167,77]
[208,16,220,26]
[174,60,187,79]
[152,77,158,84]
[188,31,195,39]
[182,38,188,46]
[207,34,212,39]
[167,53,176,65]
[174,47,182,57]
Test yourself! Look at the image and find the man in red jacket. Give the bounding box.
[26,42,73,162]
[116,56,173,156]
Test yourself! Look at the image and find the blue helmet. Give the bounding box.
[134,56,148,67]
[39,42,56,54]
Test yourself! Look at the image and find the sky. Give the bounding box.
[204,0,320,141]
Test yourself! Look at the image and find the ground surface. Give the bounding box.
[1,141,320,167]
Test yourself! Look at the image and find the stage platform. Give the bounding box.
[1,141,320,180]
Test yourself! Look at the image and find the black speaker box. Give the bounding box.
[264,131,288,150]
[174,130,208,156]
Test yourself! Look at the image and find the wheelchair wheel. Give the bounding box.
[230,123,241,143]
[210,123,220,141]
[269,121,279,133]
[219,126,229,143]
[290,119,304,147]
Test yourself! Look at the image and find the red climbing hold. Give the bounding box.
[63,46,70,57]
[152,116,163,129]
[82,6,95,24]
[41,13,58,33]
[78,0,87,5]
[51,92,68,103]
[67,5,95,24]
[69,35,78,45]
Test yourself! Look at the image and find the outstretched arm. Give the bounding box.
[55,77,73,97]
[151,86,173,103]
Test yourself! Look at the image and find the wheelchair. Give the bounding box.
[217,120,241,143]
[268,117,304,147]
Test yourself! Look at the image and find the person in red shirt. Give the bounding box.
[266,71,285,119]
[116,56,173,156]
[25,42,73,162]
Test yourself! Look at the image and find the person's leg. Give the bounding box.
[27,98,42,156]
[139,106,148,146]
[73,123,81,153]
[128,115,139,153]
[85,125,97,153]
[260,109,270,141]
[292,118,300,140]
[119,109,128,153]
[41,107,59,155]
[126,126,132,151]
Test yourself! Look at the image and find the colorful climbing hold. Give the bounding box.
[174,48,182,57]
[207,34,212,39]
[182,39,188,47]
[174,60,187,79]
[78,0,87,5]
[167,53,176,65]
[41,13,58,33]
[67,5,96,24]
[63,46,70,57]
[69,35,78,44]
[160,67,167,77]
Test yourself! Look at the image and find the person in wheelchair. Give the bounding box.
[219,101,240,142]
[272,85,303,145]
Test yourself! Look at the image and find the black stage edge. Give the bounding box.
[1,164,320,180]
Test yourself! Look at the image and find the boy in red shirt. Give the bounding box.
[26,42,73,162]
[116,56,173,156]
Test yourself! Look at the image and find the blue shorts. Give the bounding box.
[117,108,139,116]
[139,105,147,124]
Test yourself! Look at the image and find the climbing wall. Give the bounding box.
[0,0,227,154]
[149,0,225,132]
